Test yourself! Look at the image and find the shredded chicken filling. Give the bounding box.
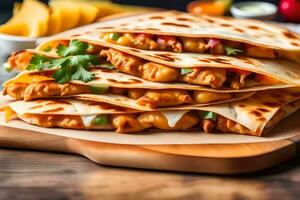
[4,109,282,135]
[100,33,277,59]
[100,48,279,89]
[7,48,280,90]
[3,81,234,108]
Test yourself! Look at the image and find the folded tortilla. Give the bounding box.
[3,88,300,136]
[79,11,300,62]
[7,38,300,92]
[3,68,255,108]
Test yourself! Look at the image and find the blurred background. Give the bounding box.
[0,0,297,24]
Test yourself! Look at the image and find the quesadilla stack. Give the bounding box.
[1,11,300,137]
[2,88,300,136]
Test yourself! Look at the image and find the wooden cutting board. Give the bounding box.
[0,125,299,175]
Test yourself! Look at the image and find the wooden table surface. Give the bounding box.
[0,148,299,200]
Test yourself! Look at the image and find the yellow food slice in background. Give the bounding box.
[0,22,28,36]
[1,0,154,37]
[12,2,22,15]
[91,1,153,18]
[0,0,49,37]
[47,8,62,35]
[77,3,99,26]
[50,0,153,21]
[49,2,80,32]
[92,1,137,18]
[50,0,98,26]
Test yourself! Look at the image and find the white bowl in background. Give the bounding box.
[0,34,40,57]
[230,1,277,20]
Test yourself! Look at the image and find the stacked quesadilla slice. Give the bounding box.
[93,11,300,63]
[2,88,300,136]
[2,11,300,137]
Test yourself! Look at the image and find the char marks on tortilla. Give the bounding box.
[89,11,300,51]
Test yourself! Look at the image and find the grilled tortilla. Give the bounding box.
[89,11,300,62]
[8,39,300,91]
[2,69,255,108]
[2,88,300,136]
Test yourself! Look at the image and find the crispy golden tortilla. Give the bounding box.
[4,89,300,136]
[75,11,300,62]
[35,38,300,87]
[90,11,300,52]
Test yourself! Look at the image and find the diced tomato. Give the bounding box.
[194,67,202,72]
[227,68,251,76]
[157,35,177,43]
[208,38,221,48]
[255,74,282,85]
[136,33,154,38]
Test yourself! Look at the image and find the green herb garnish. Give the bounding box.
[200,111,217,121]
[27,54,51,70]
[224,46,243,56]
[93,115,110,125]
[180,68,194,75]
[27,40,99,84]
[90,85,109,94]
[57,40,89,57]
[108,33,120,41]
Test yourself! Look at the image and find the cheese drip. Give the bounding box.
[81,115,97,127]
[69,100,91,114]
[160,110,188,127]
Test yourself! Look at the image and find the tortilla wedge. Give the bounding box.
[6,39,299,93]
[2,68,255,108]
[35,38,300,88]
[85,11,300,62]
[3,88,300,136]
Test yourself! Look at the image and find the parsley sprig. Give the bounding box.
[27,40,99,84]
[224,46,244,56]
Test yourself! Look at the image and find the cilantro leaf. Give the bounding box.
[180,68,193,75]
[28,40,100,84]
[225,46,244,56]
[69,55,99,82]
[47,57,69,68]
[27,54,50,70]
[53,63,72,84]
[71,64,95,82]
[200,111,217,121]
[57,39,89,57]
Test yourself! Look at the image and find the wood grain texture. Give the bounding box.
[0,149,300,200]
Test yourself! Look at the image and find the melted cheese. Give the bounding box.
[69,100,91,114]
[1,106,17,122]
[160,110,188,128]
[81,115,97,127]
[4,73,53,86]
